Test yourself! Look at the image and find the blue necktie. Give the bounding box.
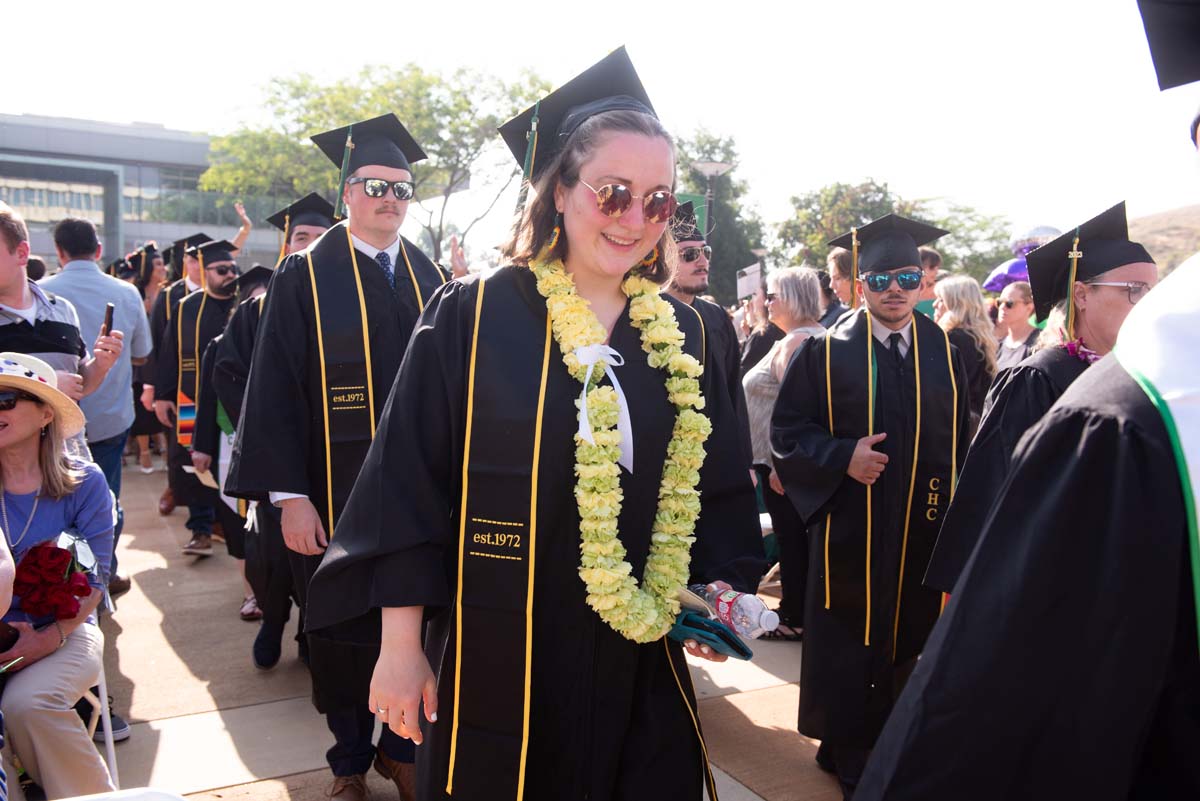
[375,250,395,290]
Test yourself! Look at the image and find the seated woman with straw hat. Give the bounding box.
[0,352,115,799]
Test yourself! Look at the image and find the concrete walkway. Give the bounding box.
[100,464,835,800]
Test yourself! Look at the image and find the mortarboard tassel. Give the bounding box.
[850,227,860,310]
[334,125,355,221]
[276,212,290,267]
[1065,228,1082,341]
[198,250,207,292]
[514,101,541,216]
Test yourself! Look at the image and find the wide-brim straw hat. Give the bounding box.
[0,352,86,438]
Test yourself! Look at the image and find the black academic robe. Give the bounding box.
[771,308,970,748]
[923,346,1089,593]
[856,355,1200,800]
[192,337,222,461]
[306,266,766,801]
[946,327,995,431]
[212,296,263,425]
[155,290,236,507]
[145,279,191,384]
[224,222,446,710]
[692,297,754,471]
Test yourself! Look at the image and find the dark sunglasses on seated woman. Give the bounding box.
[863,269,923,293]
[579,180,678,224]
[347,177,416,201]
[0,390,44,411]
[680,246,712,263]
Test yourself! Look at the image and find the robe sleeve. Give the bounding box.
[923,363,1063,592]
[225,260,312,500]
[213,300,257,425]
[154,302,179,402]
[688,316,768,594]
[856,404,1187,800]
[720,311,755,472]
[191,338,221,457]
[770,336,857,524]
[305,278,475,631]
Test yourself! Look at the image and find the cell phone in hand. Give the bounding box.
[102,303,115,336]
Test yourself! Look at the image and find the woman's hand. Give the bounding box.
[768,470,785,496]
[0,622,60,672]
[372,607,438,743]
[681,638,729,663]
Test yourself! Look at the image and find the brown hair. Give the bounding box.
[827,247,853,280]
[502,110,677,285]
[0,202,29,254]
[919,246,942,270]
[1003,280,1033,304]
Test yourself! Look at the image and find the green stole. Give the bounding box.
[821,308,959,660]
[1114,261,1200,656]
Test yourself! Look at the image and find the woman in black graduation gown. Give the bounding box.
[306,49,764,801]
[924,202,1159,594]
[856,256,1200,800]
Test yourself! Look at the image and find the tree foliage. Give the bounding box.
[675,130,765,306]
[200,66,548,261]
[775,179,1011,284]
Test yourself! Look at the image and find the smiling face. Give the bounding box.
[0,389,52,450]
[554,131,675,284]
[344,165,411,244]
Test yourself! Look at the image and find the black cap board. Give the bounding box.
[498,46,656,180]
[175,232,212,258]
[266,193,336,233]
[828,214,949,274]
[233,265,273,294]
[191,239,237,264]
[1026,201,1155,322]
[672,201,705,244]
[1138,0,1200,90]
[311,114,427,174]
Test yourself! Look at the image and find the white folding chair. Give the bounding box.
[82,589,120,789]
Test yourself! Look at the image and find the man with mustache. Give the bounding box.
[226,115,446,801]
[771,214,970,799]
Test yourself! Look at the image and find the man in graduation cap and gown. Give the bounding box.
[225,115,446,801]
[215,193,334,669]
[154,239,242,557]
[666,201,754,471]
[924,202,1159,594]
[855,243,1200,801]
[770,213,970,797]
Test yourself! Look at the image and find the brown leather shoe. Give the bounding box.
[373,751,416,801]
[158,487,176,516]
[182,534,213,557]
[327,774,367,801]
[108,574,132,597]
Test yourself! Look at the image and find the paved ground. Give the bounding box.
[100,463,837,800]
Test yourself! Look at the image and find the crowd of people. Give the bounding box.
[0,40,1195,801]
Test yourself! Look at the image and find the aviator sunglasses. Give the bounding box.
[0,390,43,411]
[579,180,678,224]
[347,177,416,201]
[863,269,923,293]
[680,246,712,263]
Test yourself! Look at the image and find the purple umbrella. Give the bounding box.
[983,256,1028,292]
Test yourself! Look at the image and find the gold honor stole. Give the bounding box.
[306,228,442,534]
[1115,261,1200,657]
[821,309,959,660]
[174,291,209,447]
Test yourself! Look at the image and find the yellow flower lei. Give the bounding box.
[530,253,712,643]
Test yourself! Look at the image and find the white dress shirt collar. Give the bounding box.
[349,232,400,267]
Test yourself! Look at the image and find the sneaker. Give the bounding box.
[253,623,283,670]
[94,712,132,743]
[108,574,132,598]
[182,534,213,556]
[240,595,263,621]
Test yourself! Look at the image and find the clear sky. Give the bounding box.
[9,0,1198,256]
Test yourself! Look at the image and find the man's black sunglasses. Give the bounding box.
[347,177,416,201]
[204,265,238,277]
[680,246,712,263]
[0,389,44,411]
[863,270,922,293]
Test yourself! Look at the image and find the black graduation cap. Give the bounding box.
[266,193,336,233]
[233,264,273,294]
[498,46,656,181]
[1025,201,1155,323]
[1138,0,1200,90]
[175,232,212,258]
[107,256,130,277]
[311,114,427,174]
[671,201,705,244]
[142,241,159,258]
[828,214,948,309]
[191,239,237,264]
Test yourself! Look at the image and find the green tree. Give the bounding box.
[775,179,1010,283]
[676,130,765,306]
[201,66,547,261]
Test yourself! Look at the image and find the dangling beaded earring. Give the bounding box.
[638,246,659,268]
[40,425,48,439]
[548,212,563,251]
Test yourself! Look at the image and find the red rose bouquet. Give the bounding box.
[14,542,94,620]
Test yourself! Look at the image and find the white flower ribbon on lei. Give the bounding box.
[575,343,634,474]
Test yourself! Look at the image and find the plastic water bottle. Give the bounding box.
[690,584,779,639]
